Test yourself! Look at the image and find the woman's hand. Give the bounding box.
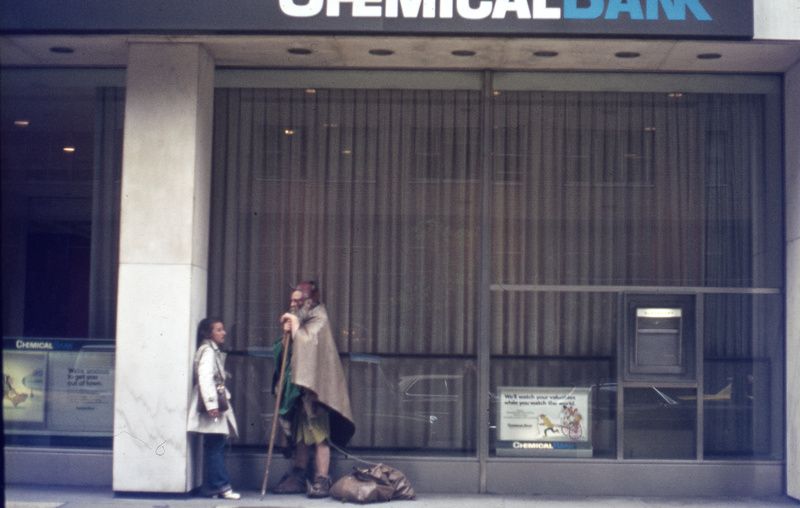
[208,408,220,418]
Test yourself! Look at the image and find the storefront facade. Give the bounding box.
[2,0,799,499]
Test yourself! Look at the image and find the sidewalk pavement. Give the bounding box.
[5,485,799,508]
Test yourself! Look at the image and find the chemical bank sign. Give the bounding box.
[283,0,713,22]
[0,0,753,38]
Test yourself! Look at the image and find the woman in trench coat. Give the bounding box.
[187,317,240,499]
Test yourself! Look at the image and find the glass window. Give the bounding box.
[346,356,476,450]
[491,92,780,288]
[703,294,783,460]
[1,84,123,446]
[209,88,482,454]
[208,84,782,463]
[489,292,617,458]
[623,386,696,459]
[490,91,783,461]
[3,341,115,446]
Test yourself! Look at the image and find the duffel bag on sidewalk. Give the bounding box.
[330,463,416,503]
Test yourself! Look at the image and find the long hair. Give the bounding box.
[196,317,223,346]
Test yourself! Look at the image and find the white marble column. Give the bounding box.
[112,43,214,493]
[786,60,800,502]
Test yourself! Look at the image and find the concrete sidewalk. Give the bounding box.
[4,486,799,508]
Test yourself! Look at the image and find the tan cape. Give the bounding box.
[289,303,355,446]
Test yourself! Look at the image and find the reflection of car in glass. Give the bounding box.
[591,378,757,458]
[396,374,463,424]
[594,383,693,423]
[588,383,696,458]
[593,381,751,421]
[370,373,464,448]
[347,357,468,450]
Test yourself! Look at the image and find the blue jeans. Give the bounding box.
[203,433,232,495]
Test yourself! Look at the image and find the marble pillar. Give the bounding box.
[786,60,800,501]
[112,43,214,493]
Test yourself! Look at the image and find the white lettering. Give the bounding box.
[491,0,531,19]
[440,0,454,17]
[386,0,435,18]
[327,0,352,16]
[354,0,383,16]
[16,339,54,350]
[513,441,554,449]
[456,0,492,19]
[278,0,714,22]
[279,0,324,17]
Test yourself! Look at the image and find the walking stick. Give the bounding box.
[260,329,291,497]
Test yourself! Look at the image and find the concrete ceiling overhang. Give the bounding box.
[2,34,800,73]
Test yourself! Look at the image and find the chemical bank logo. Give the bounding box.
[278,0,712,21]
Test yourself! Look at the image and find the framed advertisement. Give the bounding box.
[3,339,115,436]
[47,345,115,433]
[496,386,592,457]
[3,351,47,423]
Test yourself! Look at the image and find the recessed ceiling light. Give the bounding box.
[369,49,394,56]
[284,128,295,135]
[49,46,75,54]
[615,51,640,59]
[697,52,722,60]
[533,50,559,58]
[14,120,30,127]
[287,48,312,55]
[668,92,684,99]
[342,149,353,155]
[305,88,317,94]
[644,126,657,132]
[63,146,76,153]
[492,90,502,96]
[451,50,476,57]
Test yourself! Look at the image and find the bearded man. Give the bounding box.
[272,281,355,498]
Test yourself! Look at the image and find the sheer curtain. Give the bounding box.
[209,88,481,449]
[209,87,778,456]
[491,92,712,289]
[89,88,124,339]
[489,91,779,459]
[491,92,770,356]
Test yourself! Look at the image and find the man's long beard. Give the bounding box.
[295,302,313,322]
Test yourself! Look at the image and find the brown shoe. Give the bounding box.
[306,475,332,498]
[272,468,306,494]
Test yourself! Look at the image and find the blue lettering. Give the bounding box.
[646,0,712,21]
[606,0,644,20]
[646,0,661,19]
[563,0,603,19]
[552,442,578,449]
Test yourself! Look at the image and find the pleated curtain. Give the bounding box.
[209,88,774,452]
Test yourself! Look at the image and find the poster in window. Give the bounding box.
[47,345,115,433]
[3,351,47,423]
[496,386,592,457]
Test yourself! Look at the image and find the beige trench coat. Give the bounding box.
[187,340,239,438]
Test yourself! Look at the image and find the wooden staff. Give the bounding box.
[260,329,291,497]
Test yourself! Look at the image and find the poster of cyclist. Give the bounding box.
[496,386,592,457]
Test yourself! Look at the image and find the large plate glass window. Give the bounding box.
[1,80,123,447]
[209,88,481,454]
[489,91,783,461]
